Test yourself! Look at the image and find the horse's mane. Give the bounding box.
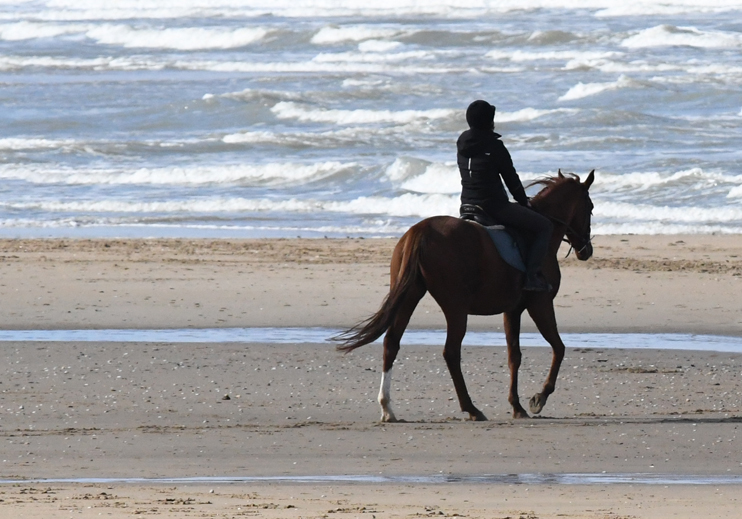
[527,173,582,202]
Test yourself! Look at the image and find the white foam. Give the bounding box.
[0,162,356,186]
[0,54,452,74]
[271,101,456,125]
[20,0,742,21]
[85,24,268,50]
[597,1,742,17]
[496,107,576,122]
[221,126,396,146]
[595,168,742,192]
[341,78,386,88]
[558,75,635,101]
[0,21,91,40]
[400,163,460,194]
[596,201,742,224]
[5,192,457,219]
[486,49,621,63]
[221,131,278,144]
[0,138,76,150]
[312,49,433,63]
[594,222,742,235]
[327,193,457,217]
[0,54,164,72]
[358,39,403,53]
[622,24,742,49]
[384,157,427,182]
[176,59,450,75]
[311,26,399,44]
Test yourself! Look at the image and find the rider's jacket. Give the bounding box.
[457,128,528,217]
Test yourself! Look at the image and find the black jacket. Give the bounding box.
[457,129,528,216]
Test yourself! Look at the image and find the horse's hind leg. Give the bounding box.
[442,311,487,421]
[378,285,425,422]
[526,299,565,415]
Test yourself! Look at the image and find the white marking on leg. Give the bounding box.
[378,368,397,422]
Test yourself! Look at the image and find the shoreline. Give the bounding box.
[0,235,741,334]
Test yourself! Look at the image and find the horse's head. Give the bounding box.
[531,169,595,261]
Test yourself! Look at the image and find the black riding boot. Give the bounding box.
[524,271,552,292]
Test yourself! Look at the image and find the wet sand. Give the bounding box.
[1,236,741,518]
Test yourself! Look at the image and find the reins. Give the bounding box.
[546,214,592,258]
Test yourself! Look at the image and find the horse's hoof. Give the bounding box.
[381,413,398,423]
[469,411,488,421]
[529,393,545,414]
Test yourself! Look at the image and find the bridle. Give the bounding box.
[547,191,593,258]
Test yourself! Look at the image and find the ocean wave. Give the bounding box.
[0,21,91,40]
[311,25,400,44]
[593,222,742,235]
[0,55,155,71]
[558,75,636,101]
[0,54,455,74]
[399,163,460,194]
[312,48,434,63]
[0,137,77,150]
[221,127,383,147]
[271,101,456,125]
[12,0,742,22]
[358,39,403,52]
[0,162,358,186]
[3,193,458,218]
[597,2,742,17]
[486,49,622,63]
[496,107,577,122]
[595,168,742,192]
[622,24,742,49]
[0,217,410,236]
[596,201,742,224]
[176,58,451,74]
[86,24,269,50]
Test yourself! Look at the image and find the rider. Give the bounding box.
[457,99,553,292]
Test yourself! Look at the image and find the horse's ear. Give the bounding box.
[558,169,564,179]
[583,169,595,189]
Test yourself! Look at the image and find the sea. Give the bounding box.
[1,0,742,239]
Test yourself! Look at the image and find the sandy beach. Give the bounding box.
[1,236,741,518]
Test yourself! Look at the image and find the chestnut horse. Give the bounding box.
[335,171,595,421]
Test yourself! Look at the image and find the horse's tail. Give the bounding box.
[333,228,426,353]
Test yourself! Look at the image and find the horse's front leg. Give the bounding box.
[504,310,529,418]
[526,298,566,415]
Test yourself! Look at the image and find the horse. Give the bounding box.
[334,170,595,421]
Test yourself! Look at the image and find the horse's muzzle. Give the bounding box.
[575,241,593,261]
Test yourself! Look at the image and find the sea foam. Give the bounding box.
[271,102,456,125]
[622,25,742,49]
[86,24,269,50]
[311,26,400,44]
[558,75,635,101]
[0,162,358,186]
[30,0,742,20]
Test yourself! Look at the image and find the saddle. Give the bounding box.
[459,204,528,272]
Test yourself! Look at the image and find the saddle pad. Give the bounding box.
[485,225,526,272]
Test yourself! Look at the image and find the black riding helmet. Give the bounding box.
[465,100,495,131]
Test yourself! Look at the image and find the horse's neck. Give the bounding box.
[532,195,573,254]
